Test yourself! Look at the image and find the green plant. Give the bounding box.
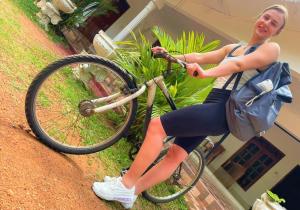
[114,26,220,142]
[11,0,65,43]
[60,0,117,28]
[267,190,286,204]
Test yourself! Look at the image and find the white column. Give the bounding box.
[113,0,164,42]
[93,30,116,57]
[93,0,164,57]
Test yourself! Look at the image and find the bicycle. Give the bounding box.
[25,52,219,203]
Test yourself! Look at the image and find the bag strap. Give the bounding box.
[222,45,242,90]
[228,45,242,57]
[245,45,259,54]
[222,73,237,90]
[232,72,243,90]
[222,44,260,90]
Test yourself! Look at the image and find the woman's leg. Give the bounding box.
[122,117,167,188]
[134,144,188,194]
[122,104,227,190]
[92,89,230,207]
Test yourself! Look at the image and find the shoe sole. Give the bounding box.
[92,184,114,201]
[92,184,134,206]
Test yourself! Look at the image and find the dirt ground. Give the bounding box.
[0,11,110,210]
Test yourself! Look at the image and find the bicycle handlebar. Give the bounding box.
[153,52,199,77]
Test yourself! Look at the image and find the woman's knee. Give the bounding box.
[148,117,167,137]
[164,144,188,164]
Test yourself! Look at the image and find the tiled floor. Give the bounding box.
[183,168,245,210]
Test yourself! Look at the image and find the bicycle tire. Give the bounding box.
[142,147,205,203]
[25,54,138,154]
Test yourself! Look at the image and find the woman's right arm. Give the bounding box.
[152,44,236,65]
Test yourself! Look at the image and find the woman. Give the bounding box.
[92,5,288,209]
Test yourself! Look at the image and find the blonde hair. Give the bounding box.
[260,5,288,31]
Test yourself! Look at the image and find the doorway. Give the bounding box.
[79,0,130,42]
[271,165,300,209]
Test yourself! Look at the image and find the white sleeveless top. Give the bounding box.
[213,56,259,90]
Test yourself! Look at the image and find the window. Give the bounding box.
[222,137,284,191]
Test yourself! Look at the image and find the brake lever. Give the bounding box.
[177,60,199,77]
[176,59,186,68]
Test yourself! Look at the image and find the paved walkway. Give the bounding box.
[184,168,246,210]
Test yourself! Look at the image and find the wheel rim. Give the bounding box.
[32,60,134,150]
[144,149,204,202]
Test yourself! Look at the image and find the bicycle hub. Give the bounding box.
[78,100,95,117]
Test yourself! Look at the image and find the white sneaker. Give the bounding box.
[92,177,137,209]
[121,196,137,209]
[103,176,118,182]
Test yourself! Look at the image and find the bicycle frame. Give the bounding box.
[91,75,176,113]
[91,52,185,116]
[91,70,178,142]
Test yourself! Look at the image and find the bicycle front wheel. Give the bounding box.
[142,147,205,203]
[25,55,137,154]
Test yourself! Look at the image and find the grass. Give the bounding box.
[11,0,66,43]
[0,1,59,89]
[0,1,190,209]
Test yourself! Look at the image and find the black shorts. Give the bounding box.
[160,88,231,153]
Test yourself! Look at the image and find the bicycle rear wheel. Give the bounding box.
[142,147,205,203]
[25,55,137,154]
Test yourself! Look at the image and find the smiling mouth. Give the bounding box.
[258,25,267,33]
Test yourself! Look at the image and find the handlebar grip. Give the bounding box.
[153,52,167,59]
[153,52,185,67]
[193,71,199,77]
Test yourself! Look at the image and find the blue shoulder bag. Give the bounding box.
[224,45,293,141]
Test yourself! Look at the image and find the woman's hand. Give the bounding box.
[151,47,206,78]
[151,46,167,54]
[186,63,206,79]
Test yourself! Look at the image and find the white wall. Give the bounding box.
[208,126,300,208]
[107,0,300,72]
[105,0,150,39]
[165,0,300,73]
[143,6,234,44]
[277,72,300,137]
[106,0,234,47]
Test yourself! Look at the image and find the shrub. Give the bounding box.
[113,26,220,142]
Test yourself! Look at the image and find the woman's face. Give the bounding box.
[254,9,285,39]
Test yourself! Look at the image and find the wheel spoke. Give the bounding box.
[62,114,82,145]
[38,110,76,124]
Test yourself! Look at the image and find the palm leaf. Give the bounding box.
[200,40,221,52]
[60,0,116,28]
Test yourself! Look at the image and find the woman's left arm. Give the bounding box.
[188,42,280,78]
